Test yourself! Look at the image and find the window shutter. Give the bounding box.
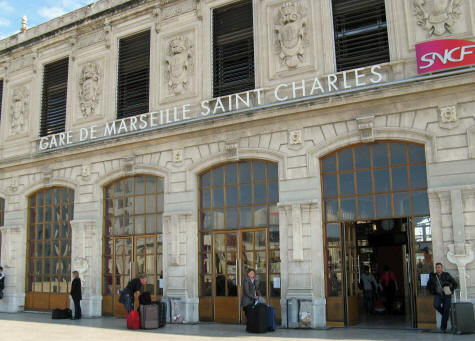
[213,0,254,98]
[332,0,389,71]
[40,58,69,137]
[117,30,150,119]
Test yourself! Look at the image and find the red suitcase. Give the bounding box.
[127,310,140,330]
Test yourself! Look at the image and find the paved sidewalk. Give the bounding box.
[0,312,473,341]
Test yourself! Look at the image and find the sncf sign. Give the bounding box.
[416,39,475,74]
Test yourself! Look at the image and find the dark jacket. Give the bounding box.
[240,276,260,307]
[70,277,82,301]
[427,271,457,296]
[126,278,143,294]
[0,272,5,290]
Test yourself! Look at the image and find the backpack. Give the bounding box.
[139,291,152,305]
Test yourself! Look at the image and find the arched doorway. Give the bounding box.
[198,160,280,323]
[321,141,434,328]
[25,187,74,310]
[102,175,164,316]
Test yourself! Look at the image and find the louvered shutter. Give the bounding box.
[40,58,69,137]
[213,0,254,98]
[332,0,389,71]
[117,30,150,119]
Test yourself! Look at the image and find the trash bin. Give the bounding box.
[287,297,298,328]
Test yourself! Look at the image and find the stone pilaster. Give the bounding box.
[162,211,198,323]
[0,225,26,312]
[70,219,102,317]
[278,200,325,328]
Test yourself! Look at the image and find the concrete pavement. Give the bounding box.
[0,312,473,341]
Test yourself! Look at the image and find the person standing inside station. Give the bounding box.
[427,263,457,333]
[379,265,398,314]
[360,266,379,314]
[70,271,82,320]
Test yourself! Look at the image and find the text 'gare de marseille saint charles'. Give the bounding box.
[39,65,383,151]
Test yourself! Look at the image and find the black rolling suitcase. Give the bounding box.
[152,301,167,328]
[246,303,268,333]
[451,291,475,334]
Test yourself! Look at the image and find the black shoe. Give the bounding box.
[441,328,446,333]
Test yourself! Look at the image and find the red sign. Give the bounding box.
[415,39,475,74]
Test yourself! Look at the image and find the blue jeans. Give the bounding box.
[433,294,451,330]
[119,290,134,313]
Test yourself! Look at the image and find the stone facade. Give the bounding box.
[0,0,474,327]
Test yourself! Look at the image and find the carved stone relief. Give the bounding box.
[413,0,464,36]
[165,36,193,96]
[289,130,302,145]
[274,1,308,69]
[79,62,101,118]
[224,138,240,161]
[356,115,375,143]
[439,105,458,129]
[9,86,29,135]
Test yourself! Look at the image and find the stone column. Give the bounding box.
[0,225,26,312]
[70,219,102,317]
[162,212,198,323]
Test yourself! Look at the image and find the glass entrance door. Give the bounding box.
[104,234,161,316]
[211,229,269,323]
[344,223,359,325]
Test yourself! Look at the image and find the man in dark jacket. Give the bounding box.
[240,269,260,317]
[0,266,5,299]
[70,271,82,320]
[427,263,458,332]
[119,276,148,313]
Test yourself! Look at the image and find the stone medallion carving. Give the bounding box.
[439,105,458,129]
[274,1,308,69]
[79,62,101,118]
[165,36,193,95]
[9,86,29,135]
[413,0,464,36]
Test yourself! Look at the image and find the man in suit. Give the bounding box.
[241,269,260,317]
[427,263,458,333]
[70,271,82,320]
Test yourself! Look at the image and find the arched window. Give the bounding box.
[26,187,74,310]
[102,175,164,316]
[198,160,280,323]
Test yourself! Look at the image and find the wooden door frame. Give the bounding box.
[205,227,273,324]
